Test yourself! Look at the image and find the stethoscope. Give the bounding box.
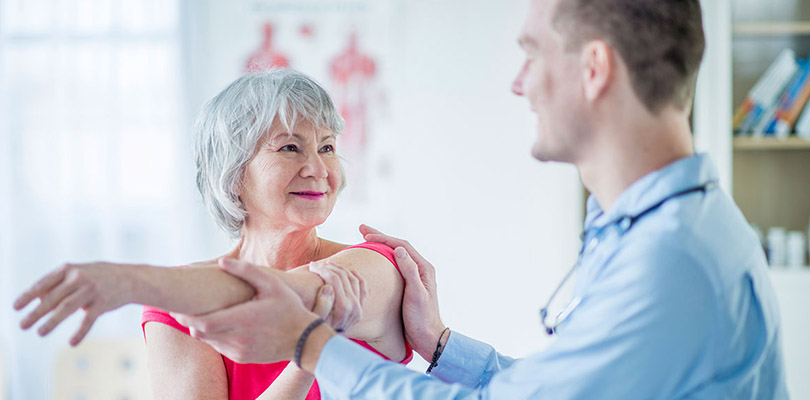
[538,180,717,335]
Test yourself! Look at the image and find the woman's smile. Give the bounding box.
[290,190,326,200]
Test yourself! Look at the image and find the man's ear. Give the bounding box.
[581,40,612,102]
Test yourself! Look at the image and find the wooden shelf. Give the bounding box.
[733,136,810,150]
[733,22,810,36]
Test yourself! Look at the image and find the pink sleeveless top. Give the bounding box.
[141,242,412,400]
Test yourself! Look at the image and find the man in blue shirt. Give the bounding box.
[175,0,788,398]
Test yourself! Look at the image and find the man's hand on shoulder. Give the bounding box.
[360,224,448,359]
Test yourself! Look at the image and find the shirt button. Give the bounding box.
[586,237,599,253]
[619,216,632,232]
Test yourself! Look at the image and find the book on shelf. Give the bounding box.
[732,49,799,133]
[794,98,810,139]
[774,62,810,136]
[734,48,810,139]
[768,61,810,136]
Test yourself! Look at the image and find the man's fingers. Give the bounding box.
[172,312,199,331]
[14,268,66,310]
[310,263,352,329]
[355,270,369,306]
[218,258,277,293]
[20,282,77,330]
[312,285,335,319]
[326,263,356,304]
[358,224,383,237]
[310,264,349,303]
[362,233,403,248]
[394,247,427,292]
[37,287,92,336]
[172,306,244,336]
[363,232,432,268]
[341,264,361,300]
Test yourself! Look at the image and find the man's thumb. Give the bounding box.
[312,284,334,318]
[395,247,423,290]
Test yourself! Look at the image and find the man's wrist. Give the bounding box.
[298,320,337,373]
[426,327,451,373]
[415,324,449,359]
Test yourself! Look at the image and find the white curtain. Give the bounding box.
[0,1,229,398]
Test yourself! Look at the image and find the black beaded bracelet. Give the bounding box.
[426,327,450,374]
[294,317,326,369]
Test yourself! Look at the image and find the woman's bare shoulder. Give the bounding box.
[318,238,351,258]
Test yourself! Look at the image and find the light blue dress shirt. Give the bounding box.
[314,154,788,399]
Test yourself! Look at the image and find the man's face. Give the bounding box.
[512,0,586,163]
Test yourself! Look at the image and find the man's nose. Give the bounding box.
[512,62,527,96]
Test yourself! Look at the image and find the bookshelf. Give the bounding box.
[696,6,810,398]
[730,2,810,237]
[733,22,810,36]
[733,136,810,150]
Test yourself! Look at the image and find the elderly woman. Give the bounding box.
[14,69,410,399]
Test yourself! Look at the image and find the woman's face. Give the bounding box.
[239,119,342,231]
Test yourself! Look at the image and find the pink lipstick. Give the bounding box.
[291,191,325,200]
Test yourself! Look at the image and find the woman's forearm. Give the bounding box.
[129,264,256,314]
[129,263,321,316]
[126,250,404,360]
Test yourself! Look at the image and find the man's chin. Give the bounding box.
[530,143,554,162]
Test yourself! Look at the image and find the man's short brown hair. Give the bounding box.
[552,0,705,113]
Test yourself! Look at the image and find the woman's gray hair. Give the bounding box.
[193,68,345,238]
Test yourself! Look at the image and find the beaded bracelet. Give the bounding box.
[426,327,451,374]
[294,317,326,369]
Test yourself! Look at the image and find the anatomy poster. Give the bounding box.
[235,0,396,204]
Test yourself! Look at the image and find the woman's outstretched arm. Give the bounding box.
[14,247,405,359]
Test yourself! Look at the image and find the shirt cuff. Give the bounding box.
[430,331,496,388]
[314,335,382,397]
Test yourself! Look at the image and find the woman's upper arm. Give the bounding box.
[286,247,405,350]
[144,322,229,400]
[326,247,404,336]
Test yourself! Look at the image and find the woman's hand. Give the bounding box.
[13,262,136,346]
[308,260,368,333]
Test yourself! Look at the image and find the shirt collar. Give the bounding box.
[584,153,718,232]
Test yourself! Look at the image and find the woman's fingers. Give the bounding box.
[37,286,92,336]
[20,280,78,330]
[69,307,99,347]
[14,267,67,310]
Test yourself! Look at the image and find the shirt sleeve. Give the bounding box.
[315,335,484,400]
[314,240,720,400]
[429,331,517,387]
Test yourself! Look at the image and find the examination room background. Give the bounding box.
[0,0,808,399]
